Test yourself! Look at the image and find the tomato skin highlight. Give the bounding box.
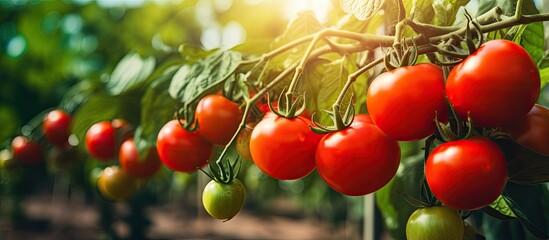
[315,114,400,196]
[85,121,117,161]
[367,63,447,141]
[250,116,322,180]
[196,95,243,146]
[202,179,246,221]
[426,136,507,210]
[11,136,44,165]
[43,109,72,148]
[156,120,213,173]
[446,40,540,128]
[502,104,549,155]
[406,206,464,240]
[119,138,162,179]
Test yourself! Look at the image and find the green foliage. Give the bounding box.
[340,0,384,21]
[106,51,156,96]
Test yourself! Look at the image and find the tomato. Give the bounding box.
[236,122,256,161]
[156,120,213,173]
[202,179,246,221]
[367,63,447,141]
[196,95,243,146]
[502,104,549,155]
[426,136,507,210]
[43,109,72,148]
[406,206,464,240]
[446,40,540,128]
[119,138,162,179]
[315,114,400,196]
[11,136,44,165]
[97,166,140,201]
[85,121,117,161]
[250,116,322,180]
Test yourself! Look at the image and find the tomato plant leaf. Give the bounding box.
[106,51,156,96]
[478,0,538,16]
[301,58,332,124]
[270,11,324,71]
[432,0,470,26]
[502,183,549,239]
[486,195,517,219]
[494,138,549,184]
[513,23,545,63]
[340,0,384,21]
[135,67,179,155]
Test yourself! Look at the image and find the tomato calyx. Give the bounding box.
[266,90,307,119]
[201,155,242,184]
[310,100,355,134]
[384,40,419,71]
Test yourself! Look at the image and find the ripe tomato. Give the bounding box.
[202,179,246,221]
[43,109,72,148]
[156,120,213,173]
[502,104,549,155]
[196,95,243,146]
[315,114,400,196]
[250,115,322,180]
[236,122,256,161]
[97,166,140,201]
[11,136,44,165]
[367,63,447,141]
[426,136,507,210]
[446,40,540,128]
[119,138,162,179]
[85,121,116,161]
[406,206,464,240]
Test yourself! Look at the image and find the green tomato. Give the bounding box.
[202,179,246,221]
[406,206,464,240]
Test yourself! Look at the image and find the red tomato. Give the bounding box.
[446,40,540,128]
[502,104,549,155]
[196,95,243,146]
[43,109,72,148]
[156,120,213,173]
[367,63,447,141]
[85,121,116,161]
[250,116,323,180]
[315,114,400,196]
[11,136,44,165]
[119,138,162,179]
[426,136,507,210]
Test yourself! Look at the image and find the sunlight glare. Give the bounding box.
[283,0,333,23]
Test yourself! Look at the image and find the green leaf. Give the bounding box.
[540,66,549,89]
[494,138,549,184]
[270,11,324,70]
[432,0,470,26]
[487,195,517,219]
[478,0,538,16]
[300,58,337,124]
[106,51,156,96]
[502,183,549,239]
[339,0,384,21]
[513,23,545,63]
[136,67,179,154]
[376,151,424,240]
[401,0,435,36]
[178,44,217,65]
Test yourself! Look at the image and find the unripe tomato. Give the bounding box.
[236,122,256,161]
[43,109,72,148]
[119,138,162,179]
[156,120,213,173]
[196,95,243,146]
[406,206,464,240]
[502,104,549,155]
[202,179,246,221]
[426,136,507,210]
[367,63,448,141]
[85,121,116,161]
[97,166,140,201]
[11,136,44,165]
[446,40,540,128]
[315,114,400,196]
[250,116,323,180]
